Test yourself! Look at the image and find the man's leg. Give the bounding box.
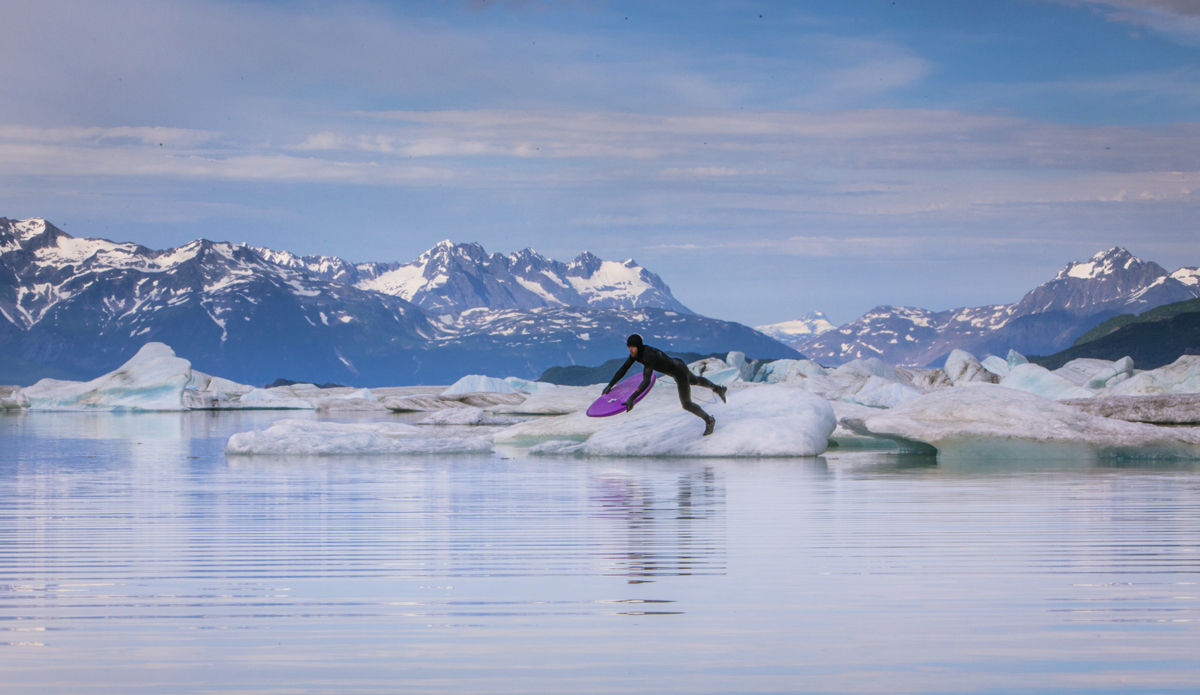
[688,373,727,403]
[676,371,716,435]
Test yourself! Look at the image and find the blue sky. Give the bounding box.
[2,0,1200,325]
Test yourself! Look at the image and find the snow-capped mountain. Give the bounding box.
[754,312,837,349]
[246,240,692,315]
[799,248,1200,367]
[0,218,793,385]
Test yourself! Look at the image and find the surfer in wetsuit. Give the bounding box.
[603,334,728,436]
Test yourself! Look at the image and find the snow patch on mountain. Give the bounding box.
[755,311,837,347]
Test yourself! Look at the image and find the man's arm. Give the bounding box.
[604,355,636,394]
[623,364,654,410]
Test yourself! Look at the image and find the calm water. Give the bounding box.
[2,411,1200,694]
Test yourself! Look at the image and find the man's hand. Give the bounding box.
[602,385,612,395]
[623,400,635,412]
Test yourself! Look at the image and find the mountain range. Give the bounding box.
[787,247,1200,367]
[0,218,796,385]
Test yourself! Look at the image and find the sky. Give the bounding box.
[2,0,1200,326]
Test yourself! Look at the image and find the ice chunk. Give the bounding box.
[1000,363,1096,401]
[1061,393,1200,425]
[1109,355,1200,396]
[417,407,529,426]
[1007,350,1028,369]
[754,359,829,384]
[527,440,587,455]
[842,385,1200,461]
[225,419,494,455]
[980,355,1010,379]
[235,388,316,409]
[582,386,835,457]
[1054,358,1121,387]
[943,349,999,386]
[490,385,596,415]
[504,377,556,394]
[844,376,924,409]
[493,386,685,446]
[335,388,377,401]
[442,374,519,396]
[726,351,752,381]
[834,358,899,382]
[894,367,951,389]
[828,401,906,450]
[18,343,193,411]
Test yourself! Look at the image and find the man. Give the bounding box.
[603,334,728,436]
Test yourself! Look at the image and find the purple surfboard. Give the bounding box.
[586,372,657,418]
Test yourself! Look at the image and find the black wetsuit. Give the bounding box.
[605,344,719,421]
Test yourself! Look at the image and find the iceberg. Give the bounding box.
[841,385,1200,461]
[1007,349,1029,369]
[844,375,924,409]
[943,349,999,386]
[442,374,519,396]
[503,377,556,394]
[999,363,1096,401]
[225,419,495,455]
[581,386,836,457]
[1109,355,1200,396]
[829,401,907,450]
[18,343,194,411]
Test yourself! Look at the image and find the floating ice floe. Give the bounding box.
[384,391,527,412]
[582,386,835,457]
[1061,393,1200,425]
[233,388,317,410]
[18,343,195,411]
[416,407,530,426]
[1109,355,1200,396]
[828,401,910,450]
[841,385,1200,461]
[225,419,495,455]
[513,385,835,458]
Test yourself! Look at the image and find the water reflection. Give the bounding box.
[3,415,1200,693]
[589,465,725,578]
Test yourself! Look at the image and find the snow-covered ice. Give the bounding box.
[490,384,597,415]
[225,419,495,455]
[842,385,1200,461]
[754,359,829,384]
[18,343,194,411]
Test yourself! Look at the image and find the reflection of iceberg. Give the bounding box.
[842,385,1200,461]
[226,419,494,455]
